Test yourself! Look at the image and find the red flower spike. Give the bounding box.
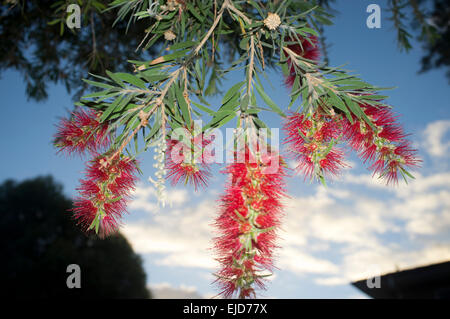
[342,103,420,184]
[166,129,212,190]
[213,148,286,298]
[283,111,347,181]
[71,154,138,237]
[54,108,109,156]
[285,35,320,88]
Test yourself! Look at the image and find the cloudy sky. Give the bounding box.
[0,0,449,298]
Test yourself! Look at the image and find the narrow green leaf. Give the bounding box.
[175,85,191,127]
[168,40,198,51]
[191,101,215,115]
[255,83,285,116]
[100,95,124,121]
[82,79,116,90]
[115,72,147,89]
[327,89,349,115]
[222,81,245,105]
[187,3,203,22]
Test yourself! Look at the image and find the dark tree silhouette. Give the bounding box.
[418,0,450,80]
[0,175,151,299]
[0,0,154,101]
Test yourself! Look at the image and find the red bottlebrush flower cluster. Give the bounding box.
[285,35,320,88]
[54,108,109,156]
[213,148,286,298]
[342,103,420,184]
[284,109,347,182]
[55,107,140,237]
[166,128,212,190]
[72,155,138,238]
[284,103,420,184]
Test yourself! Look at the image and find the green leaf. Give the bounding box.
[343,95,362,118]
[82,89,112,99]
[106,70,126,88]
[221,94,240,111]
[206,111,236,129]
[327,89,349,115]
[181,11,186,35]
[168,40,198,51]
[241,94,250,112]
[47,19,61,26]
[252,116,268,129]
[319,175,327,187]
[82,79,116,90]
[297,27,319,37]
[115,72,147,89]
[145,118,162,142]
[360,109,376,130]
[175,85,191,127]
[400,167,415,180]
[255,83,285,116]
[100,95,124,122]
[187,3,204,22]
[222,81,245,105]
[148,48,191,66]
[191,101,215,115]
[108,196,123,204]
[116,93,134,112]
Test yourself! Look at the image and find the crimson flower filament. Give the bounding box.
[343,103,420,184]
[72,155,138,237]
[214,150,286,298]
[54,108,109,156]
[284,110,346,182]
[166,129,212,190]
[284,102,419,184]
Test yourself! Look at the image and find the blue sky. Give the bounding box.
[0,0,449,298]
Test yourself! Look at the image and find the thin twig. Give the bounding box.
[247,35,255,96]
[113,103,158,158]
[226,1,252,24]
[212,0,217,62]
[194,0,229,55]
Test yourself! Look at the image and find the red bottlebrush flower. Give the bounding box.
[213,148,286,298]
[370,141,420,184]
[72,154,138,237]
[54,108,109,156]
[319,149,346,175]
[285,35,320,88]
[283,110,347,181]
[166,129,212,190]
[342,103,420,184]
[343,104,404,156]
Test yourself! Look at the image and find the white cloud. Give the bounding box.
[123,190,218,269]
[334,243,450,283]
[315,276,348,286]
[278,169,450,286]
[129,184,189,213]
[278,246,339,275]
[422,119,450,157]
[393,172,450,198]
[341,172,386,189]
